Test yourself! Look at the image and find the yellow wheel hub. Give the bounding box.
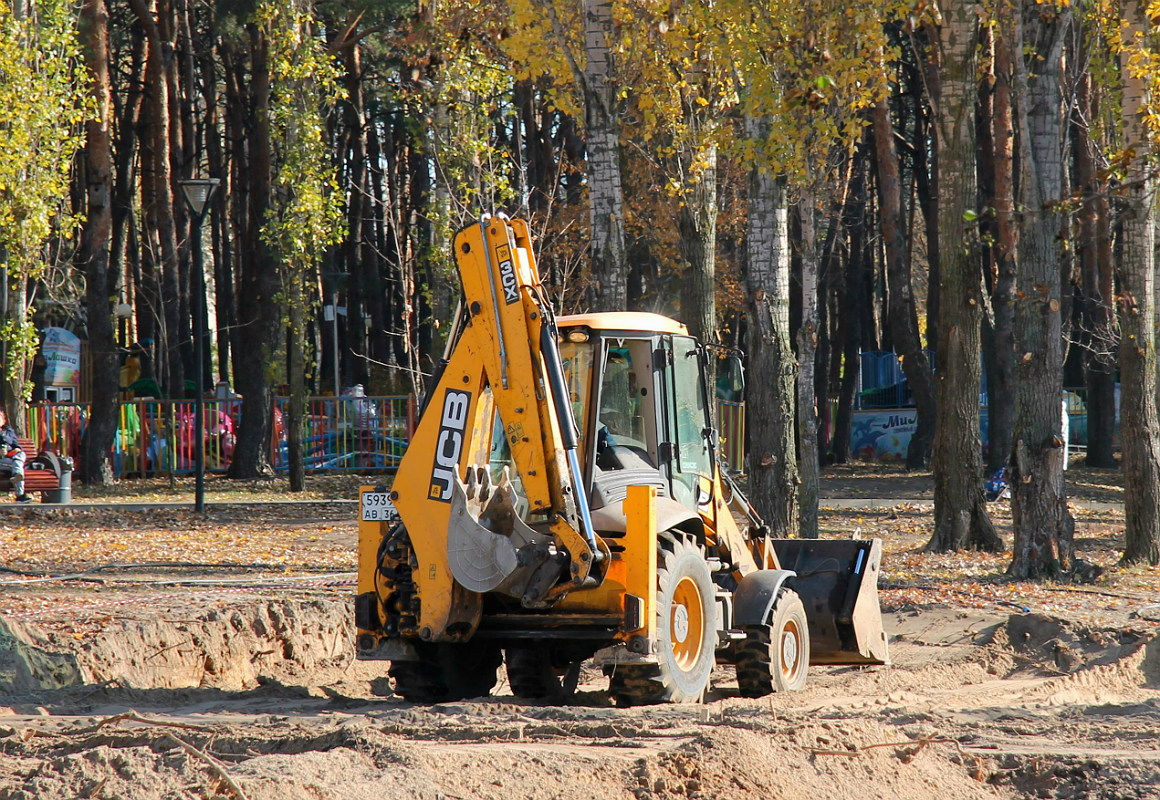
[670,575,706,670]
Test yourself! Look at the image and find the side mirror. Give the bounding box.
[727,356,745,393]
[715,355,745,402]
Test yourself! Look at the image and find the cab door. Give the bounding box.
[659,336,715,510]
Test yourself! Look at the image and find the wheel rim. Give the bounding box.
[670,575,706,670]
[779,617,803,683]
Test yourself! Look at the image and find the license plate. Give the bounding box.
[361,491,399,522]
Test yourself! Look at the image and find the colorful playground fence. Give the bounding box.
[27,397,748,479]
[717,400,745,473]
[26,396,415,478]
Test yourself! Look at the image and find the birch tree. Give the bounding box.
[507,0,628,310]
[580,0,628,309]
[721,0,886,537]
[742,122,799,535]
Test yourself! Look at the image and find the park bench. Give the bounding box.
[0,438,69,503]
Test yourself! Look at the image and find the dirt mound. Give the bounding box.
[1002,613,1156,677]
[1,707,1014,800]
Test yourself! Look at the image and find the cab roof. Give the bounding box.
[556,311,689,336]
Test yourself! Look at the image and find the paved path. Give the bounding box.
[0,499,359,512]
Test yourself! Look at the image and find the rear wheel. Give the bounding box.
[505,645,581,701]
[735,589,809,697]
[389,640,502,703]
[610,537,718,706]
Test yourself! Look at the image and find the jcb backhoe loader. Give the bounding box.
[356,215,888,705]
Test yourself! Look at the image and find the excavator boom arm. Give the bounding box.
[386,216,598,641]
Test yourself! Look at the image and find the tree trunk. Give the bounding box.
[816,189,845,461]
[109,25,144,340]
[228,23,278,479]
[678,143,717,343]
[873,90,936,470]
[1074,73,1117,468]
[380,113,403,379]
[1119,0,1160,566]
[368,115,398,387]
[925,0,1003,553]
[171,0,194,385]
[743,116,798,537]
[0,281,26,433]
[222,40,248,391]
[131,0,183,399]
[288,283,306,492]
[985,8,1018,475]
[518,79,556,212]
[408,114,433,387]
[1007,2,1074,578]
[796,193,820,539]
[920,37,941,352]
[199,41,233,389]
[831,169,865,465]
[343,39,373,390]
[78,0,119,486]
[581,0,627,310]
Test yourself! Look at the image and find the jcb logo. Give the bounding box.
[497,244,519,304]
[429,389,471,502]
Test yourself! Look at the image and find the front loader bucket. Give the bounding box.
[770,538,890,666]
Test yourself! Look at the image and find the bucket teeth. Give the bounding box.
[464,465,490,503]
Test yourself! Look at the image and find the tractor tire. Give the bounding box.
[610,536,717,706]
[735,588,809,697]
[388,640,502,703]
[505,645,580,701]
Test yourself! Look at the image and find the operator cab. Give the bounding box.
[557,313,717,515]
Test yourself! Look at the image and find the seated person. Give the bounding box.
[0,408,31,502]
[595,422,656,471]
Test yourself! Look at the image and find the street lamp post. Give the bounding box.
[322,272,347,398]
[114,302,133,349]
[178,177,219,515]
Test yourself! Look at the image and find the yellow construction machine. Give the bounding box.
[356,214,888,704]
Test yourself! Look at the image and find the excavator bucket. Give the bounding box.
[446,465,561,600]
[447,467,536,593]
[770,538,890,666]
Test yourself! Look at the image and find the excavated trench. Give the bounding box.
[2,596,1157,697]
[0,595,356,694]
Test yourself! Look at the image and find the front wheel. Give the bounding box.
[735,588,809,696]
[610,536,718,706]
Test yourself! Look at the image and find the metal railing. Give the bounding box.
[857,350,939,409]
[28,397,749,479]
